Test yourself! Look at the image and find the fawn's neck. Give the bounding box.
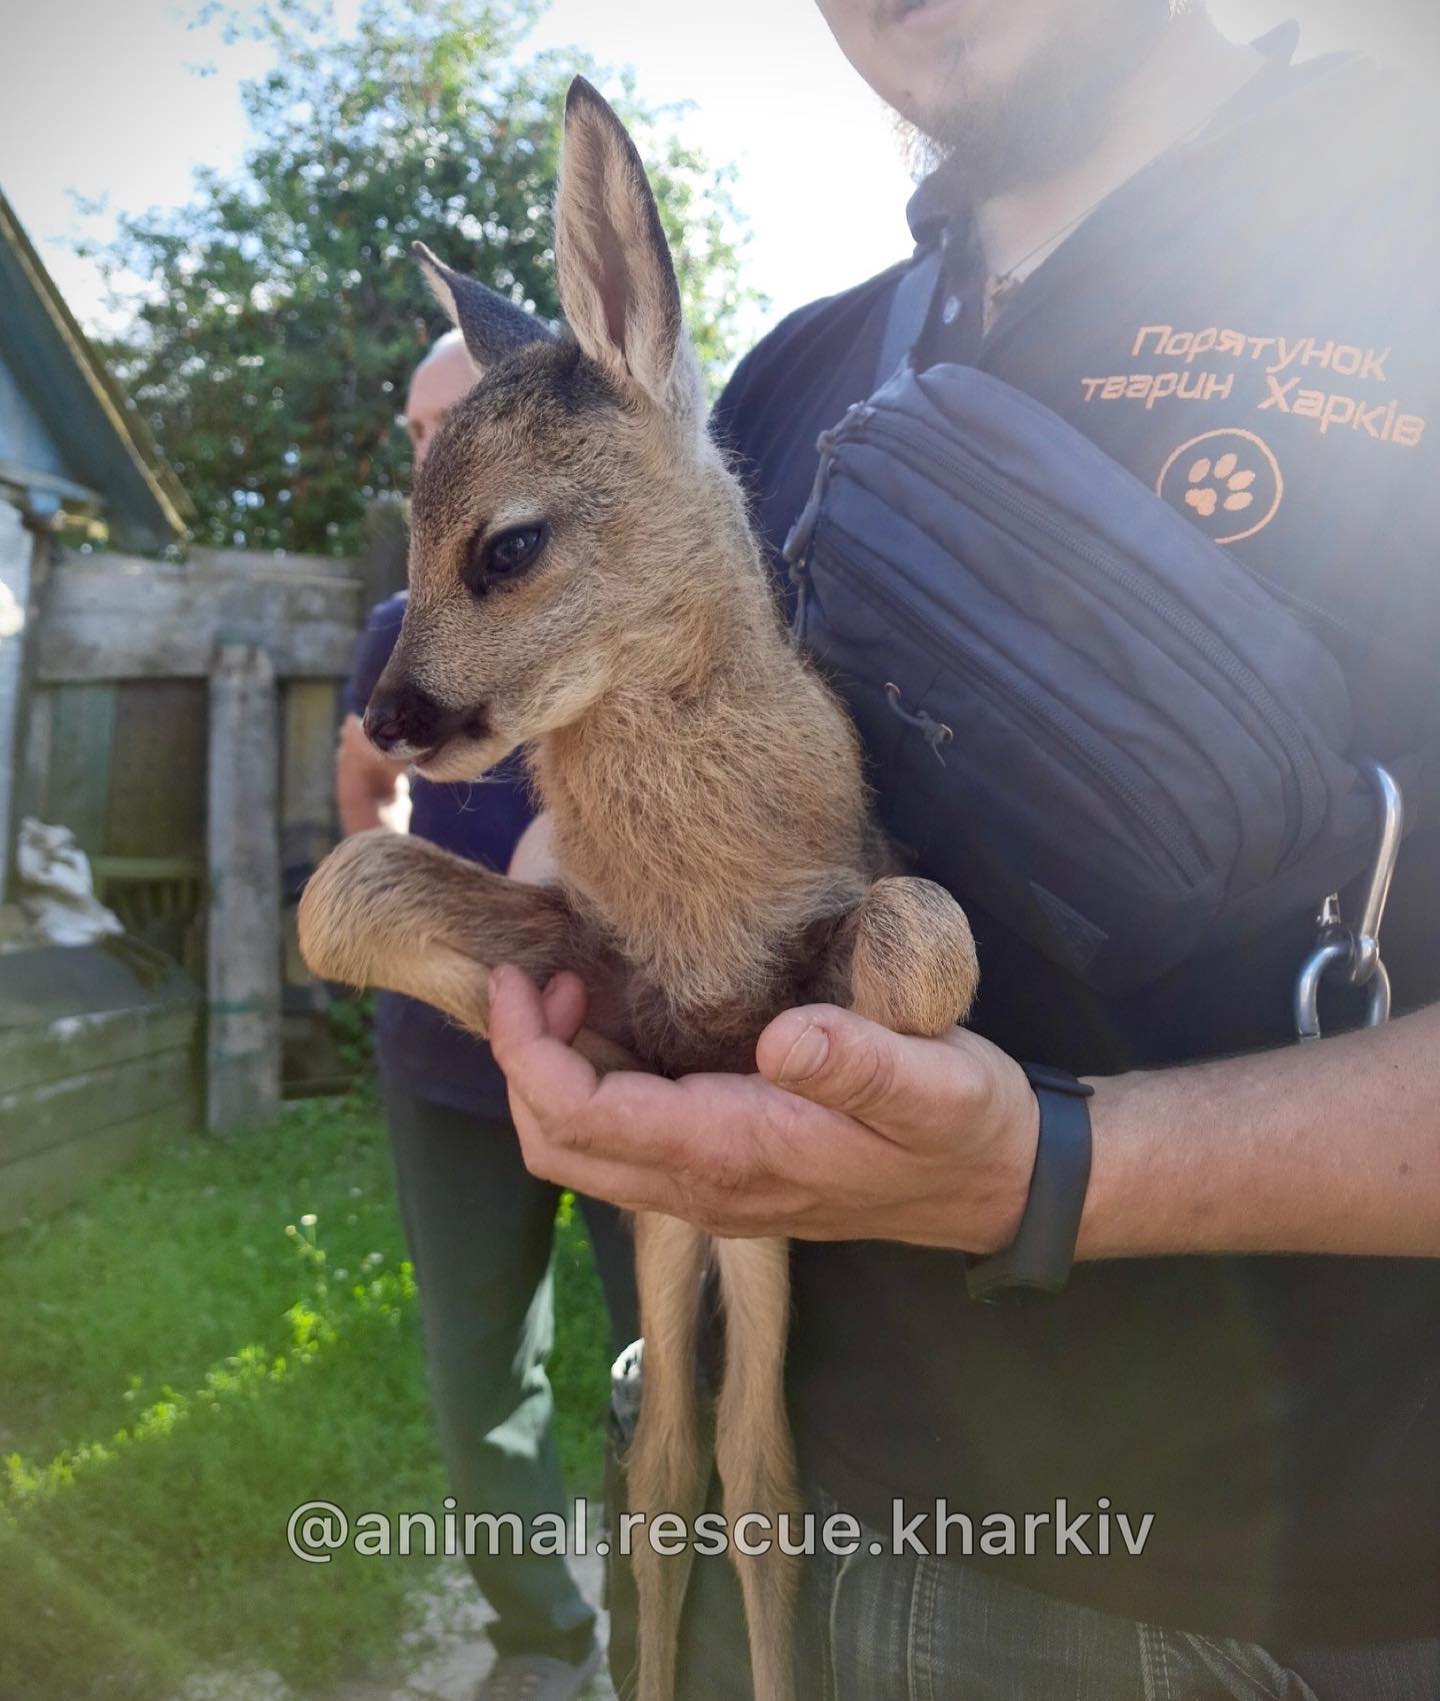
[532,520,868,1009]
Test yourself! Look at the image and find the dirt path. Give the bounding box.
[176,1548,617,1701]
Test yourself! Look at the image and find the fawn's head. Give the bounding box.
[366,78,745,782]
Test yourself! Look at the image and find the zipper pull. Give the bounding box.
[784,430,840,642]
[784,403,874,614]
[782,444,833,571]
[885,681,954,766]
[784,410,864,571]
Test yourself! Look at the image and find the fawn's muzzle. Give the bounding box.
[365,681,451,756]
[364,680,493,761]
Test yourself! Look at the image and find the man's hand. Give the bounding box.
[491,963,1440,1262]
[335,712,409,837]
[487,964,1039,1250]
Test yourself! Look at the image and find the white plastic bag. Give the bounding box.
[16,818,124,946]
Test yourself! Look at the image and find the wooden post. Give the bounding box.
[206,643,281,1132]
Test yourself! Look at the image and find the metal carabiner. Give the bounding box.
[1294,760,1404,1042]
[1294,938,1392,1041]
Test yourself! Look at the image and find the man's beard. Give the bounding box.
[902,0,1179,204]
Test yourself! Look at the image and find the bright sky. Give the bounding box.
[0,1,1430,356]
[0,0,914,346]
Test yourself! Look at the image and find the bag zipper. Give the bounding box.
[827,403,1329,863]
[812,520,1210,888]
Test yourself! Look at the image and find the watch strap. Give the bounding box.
[965,1063,1094,1302]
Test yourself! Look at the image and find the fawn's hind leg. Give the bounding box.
[825,874,979,1038]
[629,1210,711,1701]
[695,879,976,1700]
[712,1235,799,1701]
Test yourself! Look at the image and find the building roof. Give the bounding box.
[0,188,191,550]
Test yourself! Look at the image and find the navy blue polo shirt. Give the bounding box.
[713,35,1440,1644]
[344,591,535,1119]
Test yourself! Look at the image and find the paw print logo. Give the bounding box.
[1184,452,1255,519]
[1156,428,1284,546]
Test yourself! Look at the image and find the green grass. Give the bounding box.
[0,1089,613,1700]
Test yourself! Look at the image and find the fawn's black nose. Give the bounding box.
[364,681,445,754]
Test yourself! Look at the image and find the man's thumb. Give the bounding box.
[756,1005,909,1122]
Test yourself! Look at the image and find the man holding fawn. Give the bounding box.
[487,1,1440,1695]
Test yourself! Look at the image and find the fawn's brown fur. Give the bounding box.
[298,78,977,1701]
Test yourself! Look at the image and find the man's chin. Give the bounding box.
[411,736,513,784]
[898,0,1168,199]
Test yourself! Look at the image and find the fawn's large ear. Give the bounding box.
[414,243,555,374]
[554,77,703,424]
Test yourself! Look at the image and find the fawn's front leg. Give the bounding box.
[299,828,586,1048]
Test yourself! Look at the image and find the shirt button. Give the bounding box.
[941,294,962,325]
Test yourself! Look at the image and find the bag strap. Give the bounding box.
[874,247,943,390]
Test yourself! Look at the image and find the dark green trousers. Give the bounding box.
[382,1076,639,1664]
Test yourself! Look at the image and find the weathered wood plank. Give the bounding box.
[0,942,196,1031]
[40,613,357,683]
[207,643,282,1132]
[90,855,202,883]
[41,681,116,855]
[0,999,198,1093]
[32,551,363,683]
[0,1100,197,1234]
[281,679,341,995]
[18,679,52,824]
[105,679,207,858]
[190,546,362,583]
[282,679,340,839]
[0,1044,198,1165]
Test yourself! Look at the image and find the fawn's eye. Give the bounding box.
[466,523,545,592]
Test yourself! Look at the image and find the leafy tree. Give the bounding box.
[86,0,757,556]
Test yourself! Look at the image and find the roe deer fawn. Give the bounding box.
[298,77,977,1701]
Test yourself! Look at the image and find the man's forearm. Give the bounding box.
[485,958,1440,1259]
[1081,1003,1440,1260]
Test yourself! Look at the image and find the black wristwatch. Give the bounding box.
[964,1063,1094,1302]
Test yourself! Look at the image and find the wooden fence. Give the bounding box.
[0,944,201,1233]
[3,544,367,1224]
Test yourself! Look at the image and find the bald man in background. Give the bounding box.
[336,334,473,837]
[336,329,637,1701]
